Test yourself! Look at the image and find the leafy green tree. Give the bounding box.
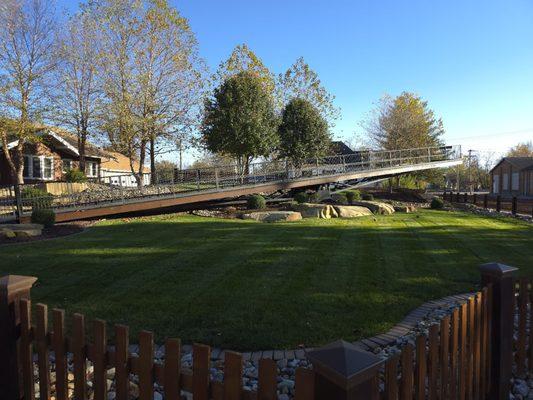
[278,98,330,166]
[278,57,340,126]
[362,92,445,188]
[363,92,444,150]
[201,71,279,175]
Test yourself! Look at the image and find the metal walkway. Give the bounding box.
[3,145,462,223]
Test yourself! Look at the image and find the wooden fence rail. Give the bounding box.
[443,191,533,217]
[0,262,521,400]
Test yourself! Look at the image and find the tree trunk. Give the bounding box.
[135,139,147,188]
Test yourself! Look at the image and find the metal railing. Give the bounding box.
[0,145,461,218]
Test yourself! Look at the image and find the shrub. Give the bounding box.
[307,192,319,203]
[430,196,444,209]
[361,193,374,201]
[334,192,348,204]
[247,194,266,209]
[65,168,87,183]
[346,190,361,204]
[31,209,55,227]
[21,187,53,209]
[294,192,308,204]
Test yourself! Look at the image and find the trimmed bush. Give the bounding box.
[31,209,55,227]
[65,168,87,183]
[334,192,348,204]
[294,192,308,204]
[21,187,53,209]
[346,190,361,204]
[361,193,374,201]
[247,194,266,209]
[430,196,444,209]
[307,192,319,203]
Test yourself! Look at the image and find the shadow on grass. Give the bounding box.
[1,212,532,350]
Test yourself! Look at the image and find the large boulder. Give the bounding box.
[241,211,302,223]
[350,201,395,215]
[333,205,373,218]
[0,229,16,239]
[291,203,338,219]
[394,204,417,213]
[0,223,43,237]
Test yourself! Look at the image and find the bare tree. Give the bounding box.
[0,0,57,184]
[96,0,206,186]
[52,5,102,172]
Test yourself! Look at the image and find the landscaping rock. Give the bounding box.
[0,229,16,238]
[241,211,302,223]
[0,223,43,237]
[350,201,395,215]
[393,205,417,213]
[333,205,373,218]
[291,203,338,219]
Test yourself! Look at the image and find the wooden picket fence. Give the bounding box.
[17,299,316,400]
[513,278,533,379]
[380,287,492,400]
[14,289,495,400]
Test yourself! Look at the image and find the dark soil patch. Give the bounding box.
[0,221,92,245]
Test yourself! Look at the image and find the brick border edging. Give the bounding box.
[207,292,475,363]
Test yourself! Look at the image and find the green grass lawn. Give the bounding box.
[2,210,532,350]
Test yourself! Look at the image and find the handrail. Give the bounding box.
[1,145,462,217]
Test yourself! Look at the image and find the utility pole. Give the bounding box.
[467,149,474,194]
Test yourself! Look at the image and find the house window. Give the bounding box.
[493,174,499,194]
[502,173,509,191]
[512,172,519,191]
[86,161,98,177]
[62,159,73,173]
[23,155,54,180]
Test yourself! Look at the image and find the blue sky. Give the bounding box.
[59,0,533,161]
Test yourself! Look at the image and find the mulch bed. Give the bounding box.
[0,221,93,245]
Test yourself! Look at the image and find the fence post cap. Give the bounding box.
[307,340,384,390]
[0,275,38,296]
[479,262,518,278]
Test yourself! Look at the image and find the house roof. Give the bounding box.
[491,157,533,172]
[101,151,150,173]
[47,129,109,158]
[330,141,354,155]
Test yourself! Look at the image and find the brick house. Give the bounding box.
[0,128,149,186]
[489,157,533,197]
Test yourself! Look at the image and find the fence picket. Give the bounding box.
[486,285,493,395]
[449,308,459,400]
[36,304,51,400]
[415,335,427,400]
[517,278,528,377]
[529,280,533,375]
[466,297,475,400]
[20,299,35,400]
[480,289,487,400]
[258,358,277,400]
[53,309,68,400]
[72,313,87,400]
[139,330,154,400]
[294,368,315,400]
[115,325,129,400]
[474,294,482,400]
[400,343,414,400]
[459,302,467,400]
[164,338,181,400]
[428,324,439,400]
[224,351,243,400]
[94,319,108,400]
[440,315,450,400]
[385,354,399,400]
[193,344,211,400]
